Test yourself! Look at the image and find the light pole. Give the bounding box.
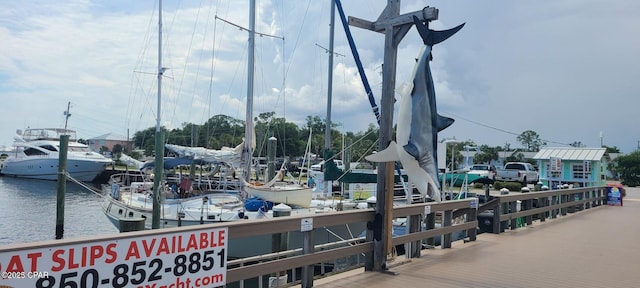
[463,145,476,168]
[443,140,460,199]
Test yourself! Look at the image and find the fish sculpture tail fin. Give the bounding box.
[412,16,465,47]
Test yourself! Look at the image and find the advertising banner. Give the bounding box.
[0,228,228,288]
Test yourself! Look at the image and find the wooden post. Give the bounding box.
[349,0,438,271]
[442,210,452,248]
[271,204,291,287]
[539,197,547,222]
[267,136,277,181]
[425,211,436,246]
[407,213,422,257]
[492,201,501,234]
[119,218,145,232]
[55,135,69,240]
[467,206,477,242]
[301,230,314,288]
[509,201,518,230]
[524,199,533,226]
[152,130,164,229]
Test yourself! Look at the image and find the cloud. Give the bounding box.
[1,0,639,155]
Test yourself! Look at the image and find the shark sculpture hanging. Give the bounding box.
[365,16,464,203]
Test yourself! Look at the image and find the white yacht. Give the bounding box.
[1,128,112,181]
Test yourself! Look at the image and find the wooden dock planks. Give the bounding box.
[312,187,640,288]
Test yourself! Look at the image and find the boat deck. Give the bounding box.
[311,187,640,288]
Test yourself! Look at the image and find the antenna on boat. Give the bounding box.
[63,101,71,132]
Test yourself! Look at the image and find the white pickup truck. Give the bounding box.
[495,162,539,185]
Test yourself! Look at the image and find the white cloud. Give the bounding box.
[1,0,639,154]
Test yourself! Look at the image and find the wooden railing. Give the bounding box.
[478,186,607,234]
[1,188,606,287]
[223,198,479,287]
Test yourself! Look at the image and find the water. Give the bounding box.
[0,176,119,245]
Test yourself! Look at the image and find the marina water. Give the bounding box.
[0,176,118,245]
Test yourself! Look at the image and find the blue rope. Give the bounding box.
[334,0,380,125]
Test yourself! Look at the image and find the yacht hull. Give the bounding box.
[1,157,110,181]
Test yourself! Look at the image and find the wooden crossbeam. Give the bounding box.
[348,7,438,33]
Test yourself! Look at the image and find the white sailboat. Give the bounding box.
[101,0,367,258]
[102,0,249,229]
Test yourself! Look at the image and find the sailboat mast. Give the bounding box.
[152,0,165,229]
[323,1,336,194]
[63,101,71,131]
[243,0,256,183]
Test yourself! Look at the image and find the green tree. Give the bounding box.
[603,145,621,154]
[113,144,124,154]
[344,124,379,163]
[441,139,472,170]
[517,130,546,152]
[132,126,170,157]
[505,151,525,162]
[474,145,499,164]
[610,151,640,186]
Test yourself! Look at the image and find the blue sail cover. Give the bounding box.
[140,157,211,170]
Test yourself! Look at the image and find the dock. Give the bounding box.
[312,186,639,288]
[1,185,632,288]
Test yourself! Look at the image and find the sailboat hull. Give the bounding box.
[101,193,366,258]
[243,184,313,207]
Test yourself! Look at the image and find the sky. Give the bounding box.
[1,0,639,153]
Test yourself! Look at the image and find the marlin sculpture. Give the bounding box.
[365,16,464,203]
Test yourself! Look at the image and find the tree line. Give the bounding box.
[129,113,379,164]
[123,115,637,184]
[128,116,623,164]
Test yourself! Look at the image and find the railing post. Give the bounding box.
[551,195,558,218]
[408,213,422,257]
[509,201,518,230]
[561,194,567,216]
[597,188,603,206]
[442,210,453,249]
[467,204,477,242]
[521,189,533,226]
[301,230,314,288]
[567,192,576,213]
[539,196,547,222]
[425,211,436,246]
[492,199,502,234]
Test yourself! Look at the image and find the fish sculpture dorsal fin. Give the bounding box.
[437,115,455,132]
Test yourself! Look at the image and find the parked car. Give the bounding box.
[468,164,497,181]
[496,162,539,185]
[310,159,344,171]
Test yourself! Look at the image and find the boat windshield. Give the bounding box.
[471,165,489,171]
[40,145,58,152]
[24,148,48,156]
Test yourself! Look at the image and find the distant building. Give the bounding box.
[533,147,608,187]
[460,149,537,168]
[87,133,132,154]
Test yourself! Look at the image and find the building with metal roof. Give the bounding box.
[533,147,608,187]
[87,133,132,154]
